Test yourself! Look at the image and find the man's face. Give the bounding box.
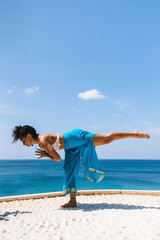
[20,134,33,147]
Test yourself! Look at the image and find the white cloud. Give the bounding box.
[90,124,106,130]
[136,120,152,126]
[78,89,107,100]
[0,125,7,131]
[149,127,160,135]
[0,103,10,109]
[7,86,17,94]
[7,89,12,94]
[115,101,131,111]
[66,107,85,113]
[113,113,123,118]
[24,86,39,94]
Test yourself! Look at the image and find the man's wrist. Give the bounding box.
[46,152,53,159]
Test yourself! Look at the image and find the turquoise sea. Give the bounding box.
[0,159,160,197]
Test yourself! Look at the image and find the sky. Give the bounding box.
[0,0,159,159]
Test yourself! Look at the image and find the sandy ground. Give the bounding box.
[0,194,160,240]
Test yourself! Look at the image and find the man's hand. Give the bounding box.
[35,148,49,159]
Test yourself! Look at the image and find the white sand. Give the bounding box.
[0,194,160,240]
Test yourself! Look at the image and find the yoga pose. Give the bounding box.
[12,126,150,208]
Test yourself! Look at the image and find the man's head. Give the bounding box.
[12,125,39,147]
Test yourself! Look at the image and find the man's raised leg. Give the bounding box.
[92,130,150,147]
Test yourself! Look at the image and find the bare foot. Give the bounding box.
[60,199,77,208]
[133,130,150,139]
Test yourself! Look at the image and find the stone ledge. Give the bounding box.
[0,192,63,203]
[0,190,160,203]
[77,190,121,195]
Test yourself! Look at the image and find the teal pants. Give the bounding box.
[62,129,105,195]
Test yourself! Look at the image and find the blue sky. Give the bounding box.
[0,0,159,159]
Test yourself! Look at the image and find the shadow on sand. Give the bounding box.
[0,211,32,221]
[60,202,160,211]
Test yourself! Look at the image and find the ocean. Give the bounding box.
[0,159,160,197]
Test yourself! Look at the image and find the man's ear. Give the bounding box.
[27,133,32,138]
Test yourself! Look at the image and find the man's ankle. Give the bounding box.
[69,192,76,198]
[70,198,76,201]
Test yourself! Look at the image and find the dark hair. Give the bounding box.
[12,125,39,143]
